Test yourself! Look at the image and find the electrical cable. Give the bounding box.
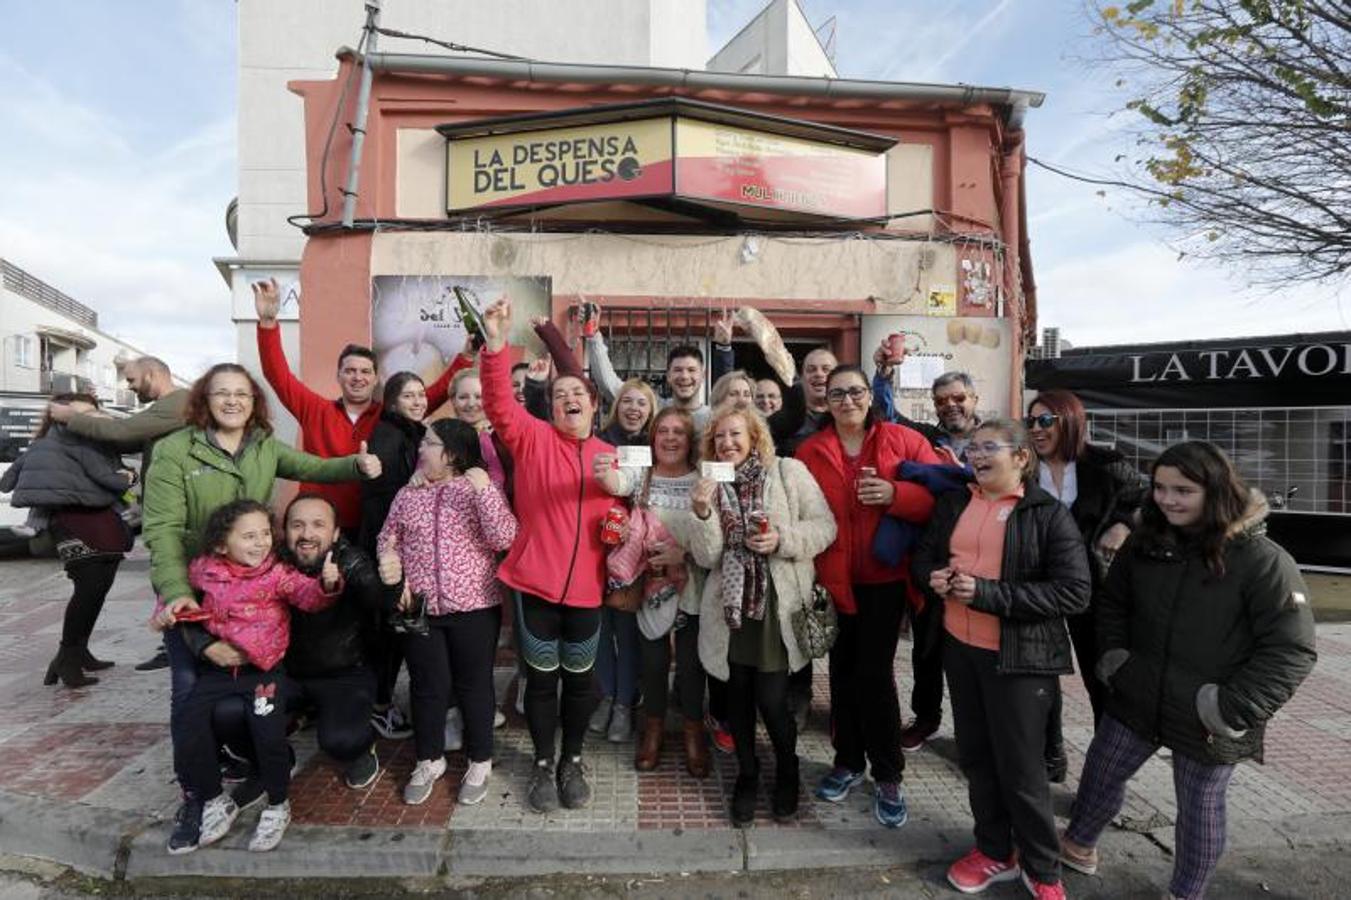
[372,25,527,60]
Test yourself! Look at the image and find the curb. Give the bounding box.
[0,791,149,879]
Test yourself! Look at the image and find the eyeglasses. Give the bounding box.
[934,393,969,407]
[1024,413,1060,430]
[967,441,1016,457]
[826,386,870,404]
[208,391,253,402]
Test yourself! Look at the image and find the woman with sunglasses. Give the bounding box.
[1026,390,1148,780]
[796,366,944,828]
[912,419,1090,899]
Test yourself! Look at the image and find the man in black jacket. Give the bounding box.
[185,494,400,795]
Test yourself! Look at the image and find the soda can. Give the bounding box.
[886,332,906,363]
[857,466,878,494]
[601,504,629,545]
[748,510,770,535]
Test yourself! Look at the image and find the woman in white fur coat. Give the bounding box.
[688,405,836,827]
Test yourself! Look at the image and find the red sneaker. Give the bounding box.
[705,714,735,754]
[947,848,1020,894]
[900,719,939,752]
[1021,871,1067,899]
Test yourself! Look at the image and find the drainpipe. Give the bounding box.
[340,1,381,228]
[999,122,1027,415]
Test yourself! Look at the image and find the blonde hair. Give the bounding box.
[602,378,659,434]
[709,369,756,409]
[450,368,480,396]
[701,403,776,466]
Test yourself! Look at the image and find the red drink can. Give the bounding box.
[748,510,770,535]
[601,505,628,545]
[857,466,878,495]
[886,333,906,363]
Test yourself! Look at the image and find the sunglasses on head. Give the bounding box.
[1024,413,1060,429]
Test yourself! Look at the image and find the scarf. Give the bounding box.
[718,453,769,630]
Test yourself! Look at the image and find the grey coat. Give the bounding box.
[0,425,129,509]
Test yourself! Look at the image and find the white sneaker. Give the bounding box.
[248,801,291,852]
[199,794,240,847]
[458,759,492,805]
[444,708,464,752]
[493,707,506,729]
[403,757,447,805]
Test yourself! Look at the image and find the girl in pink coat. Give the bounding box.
[170,499,340,856]
[377,418,518,806]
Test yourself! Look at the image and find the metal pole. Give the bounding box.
[341,1,381,228]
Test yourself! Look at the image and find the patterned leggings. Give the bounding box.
[1066,715,1236,900]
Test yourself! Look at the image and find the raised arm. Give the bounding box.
[533,317,584,380]
[480,297,545,454]
[584,332,623,404]
[254,279,326,418]
[425,350,475,411]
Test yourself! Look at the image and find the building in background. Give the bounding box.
[707,0,836,77]
[1026,330,1351,572]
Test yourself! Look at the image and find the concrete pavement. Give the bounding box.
[0,545,1348,895]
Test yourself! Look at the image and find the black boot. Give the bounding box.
[78,643,115,671]
[43,646,98,688]
[771,754,800,821]
[1046,744,1069,784]
[730,768,758,828]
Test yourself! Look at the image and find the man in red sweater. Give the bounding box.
[252,279,470,531]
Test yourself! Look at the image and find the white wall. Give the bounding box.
[707,0,835,77]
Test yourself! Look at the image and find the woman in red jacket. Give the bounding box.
[796,365,942,828]
[478,297,623,815]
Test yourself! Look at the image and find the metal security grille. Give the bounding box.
[1086,406,1351,515]
[595,305,717,400]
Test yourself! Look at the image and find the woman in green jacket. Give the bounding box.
[141,362,379,854]
[1060,441,1316,899]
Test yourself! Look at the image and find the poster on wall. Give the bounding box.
[862,315,1012,425]
[370,276,552,386]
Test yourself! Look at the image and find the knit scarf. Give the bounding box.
[718,453,769,630]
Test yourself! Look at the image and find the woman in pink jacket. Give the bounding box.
[377,418,517,807]
[478,297,625,815]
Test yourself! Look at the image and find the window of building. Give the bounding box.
[10,335,35,368]
[1087,406,1351,515]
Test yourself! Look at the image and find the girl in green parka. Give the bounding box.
[1060,441,1316,900]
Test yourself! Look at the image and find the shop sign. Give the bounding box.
[674,119,886,219]
[447,119,674,211]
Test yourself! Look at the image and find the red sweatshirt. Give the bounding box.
[481,344,615,607]
[797,421,942,614]
[256,324,469,528]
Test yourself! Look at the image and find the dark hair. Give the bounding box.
[428,418,484,474]
[666,344,704,368]
[381,371,425,413]
[201,499,275,559]
[283,492,339,527]
[973,418,1036,483]
[130,356,171,377]
[1028,389,1086,462]
[337,343,378,372]
[649,406,699,470]
[546,373,599,408]
[36,392,100,438]
[825,365,879,429]
[510,362,530,376]
[185,364,272,434]
[1138,441,1250,576]
[932,371,975,393]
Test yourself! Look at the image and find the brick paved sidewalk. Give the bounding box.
[1,547,1349,882]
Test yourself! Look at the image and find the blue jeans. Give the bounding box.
[163,629,199,789]
[594,607,640,706]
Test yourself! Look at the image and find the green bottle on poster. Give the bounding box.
[453,286,486,347]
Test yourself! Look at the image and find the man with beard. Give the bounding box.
[183,494,401,796]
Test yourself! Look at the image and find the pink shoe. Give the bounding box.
[1021,870,1067,899]
[947,848,1020,894]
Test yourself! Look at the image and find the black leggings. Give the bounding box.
[727,662,796,775]
[371,620,404,708]
[828,583,906,783]
[177,667,293,805]
[639,613,704,721]
[404,607,501,763]
[212,666,376,765]
[60,556,120,648]
[517,593,601,763]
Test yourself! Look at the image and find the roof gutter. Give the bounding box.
[348,50,1044,122]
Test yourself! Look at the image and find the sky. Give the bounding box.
[1,0,1345,380]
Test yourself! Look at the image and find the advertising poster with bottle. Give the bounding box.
[370,275,552,388]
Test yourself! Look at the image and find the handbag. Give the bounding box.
[791,582,839,659]
[604,474,649,612]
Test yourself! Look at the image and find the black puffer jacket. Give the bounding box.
[912,484,1092,675]
[357,411,423,558]
[1066,443,1148,584]
[1097,494,1316,765]
[0,425,128,509]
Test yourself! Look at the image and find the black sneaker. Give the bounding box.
[731,772,758,828]
[556,757,591,810]
[166,798,204,855]
[771,756,800,821]
[135,648,170,672]
[344,746,380,789]
[527,760,559,814]
[230,776,267,812]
